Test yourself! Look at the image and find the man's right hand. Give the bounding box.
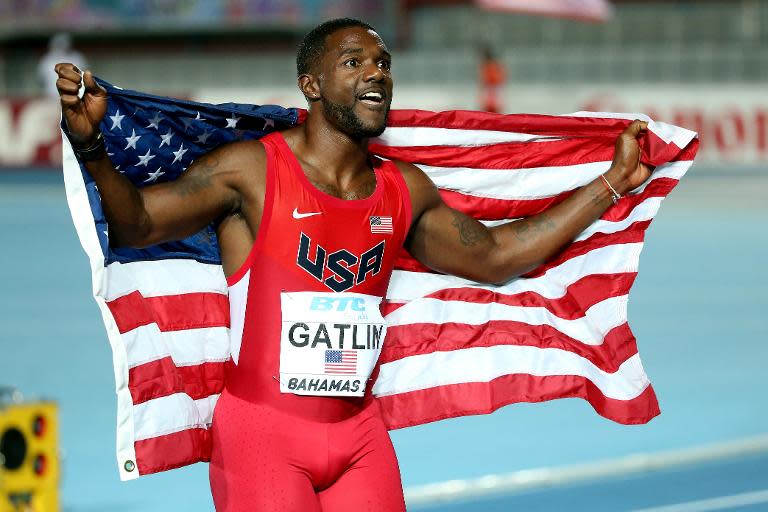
[55,63,108,147]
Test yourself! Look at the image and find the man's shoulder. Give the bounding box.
[388,159,441,214]
[207,138,268,170]
[390,159,432,188]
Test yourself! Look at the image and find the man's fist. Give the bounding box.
[55,63,108,147]
[604,120,653,196]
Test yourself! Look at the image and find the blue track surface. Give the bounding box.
[412,452,768,511]
[1,171,766,511]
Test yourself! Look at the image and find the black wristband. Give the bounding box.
[74,132,107,161]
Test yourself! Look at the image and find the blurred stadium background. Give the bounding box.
[1,1,766,511]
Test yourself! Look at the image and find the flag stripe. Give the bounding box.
[386,243,643,302]
[385,273,636,322]
[122,326,230,369]
[129,358,227,405]
[382,110,635,134]
[386,295,628,345]
[382,321,638,373]
[418,159,691,201]
[373,138,617,170]
[134,427,211,476]
[374,350,650,402]
[107,291,230,333]
[377,374,660,430]
[396,220,650,277]
[105,259,227,300]
[422,161,611,200]
[372,127,562,147]
[133,393,218,442]
[438,177,678,220]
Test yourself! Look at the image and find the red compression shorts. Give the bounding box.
[209,390,406,512]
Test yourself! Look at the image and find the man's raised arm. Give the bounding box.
[401,120,651,285]
[56,63,263,248]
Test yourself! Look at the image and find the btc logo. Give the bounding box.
[297,233,385,292]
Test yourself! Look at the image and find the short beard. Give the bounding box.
[322,98,388,139]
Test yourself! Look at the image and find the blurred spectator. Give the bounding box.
[37,33,87,98]
[479,45,506,113]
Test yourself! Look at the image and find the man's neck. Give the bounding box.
[290,111,372,183]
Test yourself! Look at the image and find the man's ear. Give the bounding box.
[298,74,321,102]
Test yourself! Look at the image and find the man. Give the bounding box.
[56,17,649,512]
[479,44,505,112]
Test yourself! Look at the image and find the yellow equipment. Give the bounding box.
[0,393,59,512]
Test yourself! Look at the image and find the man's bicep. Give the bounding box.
[406,201,497,282]
[134,142,258,246]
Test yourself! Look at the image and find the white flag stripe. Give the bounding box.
[228,269,251,365]
[123,325,230,369]
[105,259,228,301]
[377,115,696,152]
[574,197,661,241]
[649,121,699,148]
[631,161,688,194]
[373,348,651,401]
[376,126,562,147]
[418,160,611,200]
[133,393,219,442]
[418,159,687,201]
[629,161,688,190]
[386,243,643,303]
[386,295,628,346]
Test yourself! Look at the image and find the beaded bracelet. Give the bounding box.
[599,174,622,205]
[74,132,106,161]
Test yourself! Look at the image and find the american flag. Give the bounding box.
[325,350,358,375]
[62,79,698,480]
[370,215,393,234]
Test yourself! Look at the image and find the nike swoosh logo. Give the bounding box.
[292,208,322,219]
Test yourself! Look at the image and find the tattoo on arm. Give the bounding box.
[450,210,485,246]
[513,213,556,242]
[588,185,604,207]
[176,155,220,197]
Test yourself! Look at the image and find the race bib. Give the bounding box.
[279,291,386,397]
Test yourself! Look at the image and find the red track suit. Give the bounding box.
[210,132,411,511]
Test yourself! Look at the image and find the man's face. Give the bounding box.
[314,27,393,139]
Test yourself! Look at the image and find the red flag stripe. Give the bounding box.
[524,222,650,278]
[107,291,230,334]
[134,427,212,476]
[439,177,678,220]
[371,137,616,170]
[384,109,640,135]
[381,321,638,373]
[644,131,699,167]
[390,273,638,321]
[129,357,226,405]
[377,373,660,430]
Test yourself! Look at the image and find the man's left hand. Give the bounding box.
[604,120,653,195]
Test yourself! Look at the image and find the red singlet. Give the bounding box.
[209,132,411,511]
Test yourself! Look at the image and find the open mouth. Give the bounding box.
[357,90,386,107]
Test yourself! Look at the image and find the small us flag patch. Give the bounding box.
[325,350,358,375]
[370,216,393,234]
